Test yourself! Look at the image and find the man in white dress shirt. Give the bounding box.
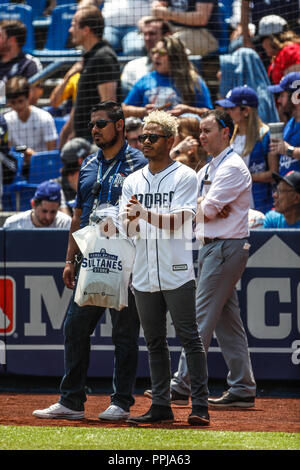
[121,110,209,426]
[169,109,257,408]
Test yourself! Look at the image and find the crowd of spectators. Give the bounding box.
[0,0,300,229]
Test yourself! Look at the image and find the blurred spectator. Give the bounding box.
[65,5,120,143]
[170,115,207,171]
[151,0,219,56]
[3,180,72,229]
[122,36,212,119]
[0,20,43,105]
[263,171,300,228]
[125,117,143,150]
[216,86,276,214]
[101,0,151,56]
[241,0,300,50]
[121,16,172,98]
[217,47,279,124]
[49,61,82,115]
[257,15,300,85]
[4,77,57,168]
[53,137,95,216]
[268,72,300,175]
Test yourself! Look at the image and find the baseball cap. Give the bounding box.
[258,15,288,38]
[268,72,300,94]
[272,171,300,194]
[34,180,61,203]
[60,137,93,164]
[215,86,258,108]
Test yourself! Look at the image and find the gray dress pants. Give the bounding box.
[134,280,209,409]
[171,239,256,398]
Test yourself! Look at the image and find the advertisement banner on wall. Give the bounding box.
[0,229,299,380]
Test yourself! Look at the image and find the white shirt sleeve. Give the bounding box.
[170,169,198,215]
[42,112,58,143]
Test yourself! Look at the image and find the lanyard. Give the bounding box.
[89,157,122,225]
[97,158,122,204]
[200,148,233,195]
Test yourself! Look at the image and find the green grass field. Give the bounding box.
[0,425,299,450]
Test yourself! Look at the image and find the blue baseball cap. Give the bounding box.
[268,72,300,94]
[34,180,61,203]
[215,86,259,108]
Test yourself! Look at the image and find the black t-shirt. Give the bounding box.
[0,52,42,82]
[73,40,121,141]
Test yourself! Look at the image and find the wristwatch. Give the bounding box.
[287,146,295,158]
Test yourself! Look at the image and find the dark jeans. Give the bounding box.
[134,281,208,409]
[59,288,140,412]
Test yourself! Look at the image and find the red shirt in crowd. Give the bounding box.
[268,42,300,84]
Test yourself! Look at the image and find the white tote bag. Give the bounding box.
[73,225,135,310]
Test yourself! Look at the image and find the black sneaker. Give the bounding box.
[143,389,189,406]
[208,391,255,408]
[126,405,174,425]
[188,407,210,426]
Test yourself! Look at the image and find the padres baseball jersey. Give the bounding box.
[120,161,198,292]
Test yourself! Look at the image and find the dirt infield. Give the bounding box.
[0,393,299,432]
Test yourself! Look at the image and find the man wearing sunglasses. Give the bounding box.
[120,110,210,426]
[264,171,300,228]
[33,101,147,422]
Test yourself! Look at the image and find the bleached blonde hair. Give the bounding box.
[143,110,178,137]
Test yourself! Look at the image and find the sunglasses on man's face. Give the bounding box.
[150,47,168,56]
[88,119,115,130]
[138,133,169,144]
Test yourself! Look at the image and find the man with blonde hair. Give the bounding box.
[120,110,209,426]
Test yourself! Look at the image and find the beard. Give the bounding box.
[94,128,119,150]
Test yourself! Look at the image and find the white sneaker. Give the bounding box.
[98,404,130,421]
[32,402,84,420]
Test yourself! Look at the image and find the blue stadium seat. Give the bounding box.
[33,3,81,57]
[54,115,69,136]
[26,0,47,21]
[2,151,25,212]
[10,150,62,211]
[44,4,78,52]
[0,3,35,52]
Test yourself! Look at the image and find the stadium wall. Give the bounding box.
[0,228,299,380]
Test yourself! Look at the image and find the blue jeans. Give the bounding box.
[103,25,146,56]
[59,288,140,412]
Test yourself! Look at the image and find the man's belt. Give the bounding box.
[203,237,220,245]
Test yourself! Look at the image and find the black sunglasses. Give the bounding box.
[138,133,169,144]
[88,119,115,130]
